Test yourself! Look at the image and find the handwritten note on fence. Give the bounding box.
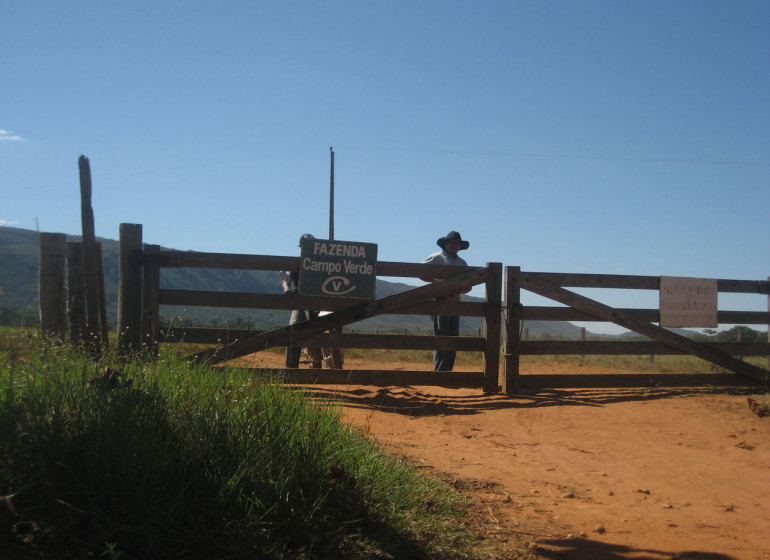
[659,276,718,328]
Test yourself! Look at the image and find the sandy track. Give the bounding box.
[238,352,770,559]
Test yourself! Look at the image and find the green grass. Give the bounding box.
[344,345,769,375]
[520,352,769,374]
[0,339,483,560]
[1,327,766,558]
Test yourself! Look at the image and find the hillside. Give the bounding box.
[0,226,581,337]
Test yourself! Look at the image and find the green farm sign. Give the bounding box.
[298,238,378,299]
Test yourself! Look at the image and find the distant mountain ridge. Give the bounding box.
[0,226,582,337]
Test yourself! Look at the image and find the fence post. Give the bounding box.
[503,266,521,394]
[767,276,769,372]
[65,241,87,346]
[482,262,502,393]
[38,233,67,340]
[142,244,161,357]
[79,156,107,353]
[118,224,143,358]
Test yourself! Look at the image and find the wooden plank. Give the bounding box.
[38,233,67,338]
[525,273,770,295]
[143,251,479,281]
[117,224,143,358]
[65,241,87,345]
[142,249,769,295]
[160,289,312,309]
[503,266,522,394]
[143,251,296,271]
[94,242,109,349]
[519,272,769,382]
[718,279,770,294]
[524,306,770,325]
[79,156,104,354]
[159,288,486,317]
[483,262,502,392]
[188,267,490,364]
[514,373,761,390]
[161,328,485,351]
[521,340,770,356]
[529,273,660,290]
[267,369,484,388]
[377,261,431,278]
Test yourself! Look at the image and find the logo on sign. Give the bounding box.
[322,276,356,295]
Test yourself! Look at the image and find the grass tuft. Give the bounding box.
[0,339,480,559]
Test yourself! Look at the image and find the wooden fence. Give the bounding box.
[117,224,502,393]
[38,232,108,355]
[38,224,770,394]
[502,267,770,391]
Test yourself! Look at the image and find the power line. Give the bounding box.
[2,145,768,194]
[333,145,770,167]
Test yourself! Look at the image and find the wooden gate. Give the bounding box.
[117,224,502,392]
[502,267,770,392]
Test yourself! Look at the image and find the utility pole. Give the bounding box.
[329,146,335,240]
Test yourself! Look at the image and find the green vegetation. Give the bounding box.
[1,323,767,558]
[344,346,770,374]
[0,337,482,559]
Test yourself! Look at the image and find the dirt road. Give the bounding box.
[242,353,770,560]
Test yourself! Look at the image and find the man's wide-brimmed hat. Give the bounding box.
[437,231,469,250]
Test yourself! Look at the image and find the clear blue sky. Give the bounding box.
[2,1,768,333]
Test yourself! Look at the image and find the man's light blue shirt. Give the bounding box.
[422,250,468,267]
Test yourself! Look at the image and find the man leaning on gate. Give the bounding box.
[420,231,472,372]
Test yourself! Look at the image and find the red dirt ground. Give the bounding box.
[240,352,770,560]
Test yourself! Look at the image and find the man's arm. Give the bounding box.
[278,271,294,294]
[419,254,441,283]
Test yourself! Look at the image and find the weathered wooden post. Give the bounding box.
[117,223,143,358]
[65,241,87,346]
[483,262,502,393]
[79,155,108,353]
[502,266,522,394]
[38,233,67,339]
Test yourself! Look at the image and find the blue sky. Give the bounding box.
[2,1,768,333]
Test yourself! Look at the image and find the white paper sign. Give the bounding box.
[659,277,718,328]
